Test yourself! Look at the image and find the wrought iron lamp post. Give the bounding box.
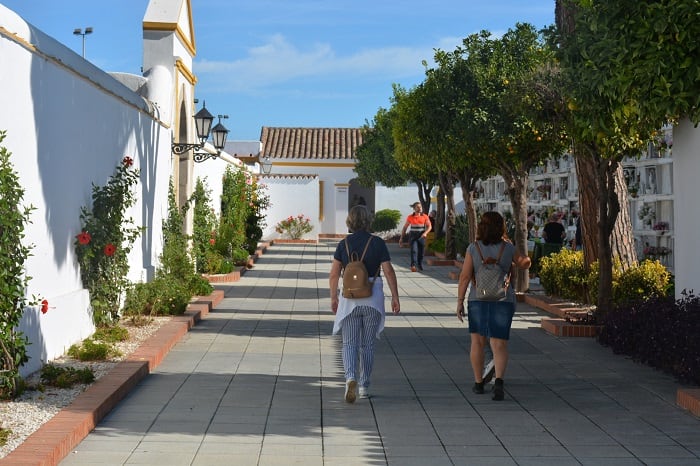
[172,103,229,162]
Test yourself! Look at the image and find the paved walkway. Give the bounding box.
[60,241,700,465]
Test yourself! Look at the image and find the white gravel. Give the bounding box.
[0,316,172,459]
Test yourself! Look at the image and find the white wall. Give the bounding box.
[260,175,321,240]
[672,119,700,298]
[1,5,171,375]
[261,159,429,236]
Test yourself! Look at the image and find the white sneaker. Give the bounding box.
[482,359,495,384]
[345,380,357,403]
[359,386,369,398]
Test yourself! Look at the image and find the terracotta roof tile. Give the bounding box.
[260,127,363,160]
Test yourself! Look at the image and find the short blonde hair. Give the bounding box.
[346,205,372,232]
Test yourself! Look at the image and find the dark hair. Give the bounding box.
[476,211,506,245]
[346,205,372,232]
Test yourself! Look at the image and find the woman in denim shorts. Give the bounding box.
[455,212,531,400]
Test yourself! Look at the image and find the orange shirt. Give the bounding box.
[405,213,430,235]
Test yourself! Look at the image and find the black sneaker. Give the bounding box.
[472,382,485,394]
[492,378,504,401]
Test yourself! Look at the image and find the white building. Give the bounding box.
[0,0,246,375]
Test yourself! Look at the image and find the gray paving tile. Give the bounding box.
[58,242,700,466]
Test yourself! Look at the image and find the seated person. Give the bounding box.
[542,214,566,244]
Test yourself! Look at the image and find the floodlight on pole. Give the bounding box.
[73,27,93,58]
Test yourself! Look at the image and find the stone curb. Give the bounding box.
[0,290,225,466]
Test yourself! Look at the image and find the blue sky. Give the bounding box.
[2,1,555,141]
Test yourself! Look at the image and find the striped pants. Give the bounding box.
[341,306,382,388]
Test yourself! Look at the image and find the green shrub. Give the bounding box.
[93,325,129,344]
[67,339,119,361]
[0,427,10,447]
[123,276,192,316]
[429,236,446,253]
[615,259,672,304]
[75,157,143,326]
[538,249,588,302]
[187,275,214,296]
[371,209,401,232]
[539,251,671,305]
[455,214,470,256]
[0,131,36,399]
[40,364,95,388]
[232,247,250,266]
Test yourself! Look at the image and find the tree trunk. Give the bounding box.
[611,166,637,269]
[576,151,637,306]
[438,172,457,260]
[436,185,445,238]
[596,158,618,312]
[456,170,477,244]
[502,171,531,292]
[417,182,432,215]
[575,154,600,269]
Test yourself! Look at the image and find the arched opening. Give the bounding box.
[348,179,375,214]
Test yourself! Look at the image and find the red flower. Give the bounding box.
[209,238,216,245]
[77,231,92,245]
[122,156,134,167]
[104,243,116,256]
[41,299,49,314]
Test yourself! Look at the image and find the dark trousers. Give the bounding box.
[409,235,425,267]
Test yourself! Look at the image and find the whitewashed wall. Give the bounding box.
[260,174,321,240]
[259,160,426,237]
[672,119,700,299]
[0,6,171,375]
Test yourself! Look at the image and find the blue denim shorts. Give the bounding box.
[467,300,516,340]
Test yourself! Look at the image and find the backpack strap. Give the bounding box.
[474,241,505,264]
[472,241,510,286]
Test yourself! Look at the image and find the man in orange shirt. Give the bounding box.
[399,202,432,272]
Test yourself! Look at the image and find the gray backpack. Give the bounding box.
[473,242,510,301]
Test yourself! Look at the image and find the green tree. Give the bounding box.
[449,24,570,289]
[355,107,409,188]
[217,166,252,263]
[190,177,216,273]
[554,0,700,310]
[356,100,437,233]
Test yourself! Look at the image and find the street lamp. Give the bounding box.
[73,27,93,58]
[260,155,273,174]
[195,115,229,163]
[172,102,229,162]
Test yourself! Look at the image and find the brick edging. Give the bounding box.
[677,388,700,417]
[0,290,224,466]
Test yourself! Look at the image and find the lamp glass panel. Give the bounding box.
[193,106,214,143]
[211,123,229,150]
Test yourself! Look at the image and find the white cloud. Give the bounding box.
[196,34,441,94]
